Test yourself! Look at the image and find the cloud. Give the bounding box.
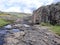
[0,0,59,13]
[23,8,32,13]
[3,6,21,12]
[53,0,60,3]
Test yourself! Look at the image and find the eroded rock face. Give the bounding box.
[32,2,60,25]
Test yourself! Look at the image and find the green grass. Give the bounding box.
[0,18,10,27]
[16,15,24,18]
[40,22,52,26]
[51,26,60,36]
[40,22,60,36]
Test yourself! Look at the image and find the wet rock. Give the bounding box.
[13,24,30,28]
[23,24,30,28]
[4,25,12,29]
[0,30,7,34]
[13,24,23,28]
[10,29,20,33]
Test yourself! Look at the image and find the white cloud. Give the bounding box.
[4,6,32,13]
[23,8,32,13]
[0,0,54,13]
[3,6,21,12]
[0,0,5,10]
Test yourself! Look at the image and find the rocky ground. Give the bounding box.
[0,15,60,45]
[0,23,60,45]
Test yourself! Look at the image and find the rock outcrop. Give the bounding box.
[32,2,60,25]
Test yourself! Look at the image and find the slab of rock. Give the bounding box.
[5,37,19,45]
[23,24,30,28]
[4,31,25,45]
[13,31,25,38]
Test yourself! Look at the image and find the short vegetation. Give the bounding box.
[40,22,52,26]
[40,22,60,36]
[51,26,60,36]
[0,18,10,27]
[0,11,31,27]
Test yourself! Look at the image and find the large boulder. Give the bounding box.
[32,2,60,25]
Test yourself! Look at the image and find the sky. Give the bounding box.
[0,0,60,13]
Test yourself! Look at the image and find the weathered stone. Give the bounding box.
[12,24,23,28]
[0,24,60,45]
[5,37,19,45]
[13,31,25,38]
[32,2,60,25]
[23,24,30,28]
[4,25,12,29]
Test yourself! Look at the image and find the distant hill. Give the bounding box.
[0,11,32,18]
[0,11,31,16]
[0,11,31,23]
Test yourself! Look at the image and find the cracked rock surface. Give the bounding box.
[0,24,60,45]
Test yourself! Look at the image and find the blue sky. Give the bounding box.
[0,0,60,13]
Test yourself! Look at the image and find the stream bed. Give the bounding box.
[0,24,25,45]
[0,25,21,35]
[0,24,60,45]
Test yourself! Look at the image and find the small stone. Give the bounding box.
[44,36,48,38]
[23,24,30,27]
[20,31,25,36]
